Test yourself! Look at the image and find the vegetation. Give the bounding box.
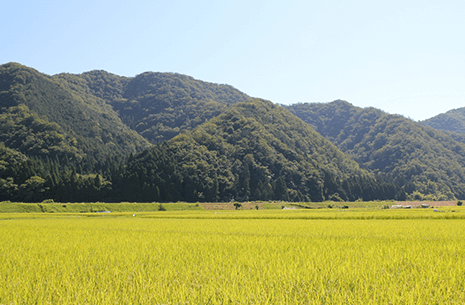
[2,62,465,203]
[0,63,248,202]
[56,69,250,143]
[0,201,203,213]
[421,106,465,134]
[0,63,246,171]
[1,210,465,303]
[0,63,150,173]
[287,100,465,200]
[117,99,399,203]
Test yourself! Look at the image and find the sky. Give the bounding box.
[2,0,465,121]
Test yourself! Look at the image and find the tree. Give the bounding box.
[273,177,289,201]
[18,176,46,202]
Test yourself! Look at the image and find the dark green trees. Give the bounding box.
[119,99,399,202]
[287,101,465,200]
[0,62,150,174]
[2,62,465,203]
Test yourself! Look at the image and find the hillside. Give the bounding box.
[0,62,250,167]
[2,62,465,203]
[55,69,250,143]
[114,99,398,203]
[286,101,465,200]
[421,107,465,134]
[0,63,150,171]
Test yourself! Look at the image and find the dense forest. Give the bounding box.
[113,99,398,203]
[286,101,465,200]
[1,63,465,202]
[0,63,150,173]
[55,69,250,143]
[421,107,465,134]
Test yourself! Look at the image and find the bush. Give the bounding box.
[457,201,463,206]
[158,203,166,211]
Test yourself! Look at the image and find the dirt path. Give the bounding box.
[199,201,461,210]
[394,201,459,207]
[199,202,267,210]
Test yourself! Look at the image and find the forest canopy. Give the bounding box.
[1,63,465,202]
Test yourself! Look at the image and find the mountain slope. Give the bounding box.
[421,107,465,134]
[0,62,250,168]
[3,62,463,203]
[286,101,465,200]
[54,70,250,143]
[0,62,150,170]
[116,99,398,202]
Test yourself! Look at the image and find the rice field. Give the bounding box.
[1,208,465,304]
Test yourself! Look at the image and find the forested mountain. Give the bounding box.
[0,63,150,172]
[0,63,247,202]
[421,107,465,134]
[1,62,249,167]
[114,99,398,202]
[286,101,465,200]
[54,69,250,143]
[1,62,465,203]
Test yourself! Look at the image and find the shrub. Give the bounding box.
[457,201,463,206]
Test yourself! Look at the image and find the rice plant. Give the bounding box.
[1,210,464,303]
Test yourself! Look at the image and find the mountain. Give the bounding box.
[2,62,464,203]
[0,63,249,202]
[0,62,249,167]
[116,99,398,203]
[421,107,465,134]
[0,63,150,171]
[54,69,250,143]
[286,100,465,200]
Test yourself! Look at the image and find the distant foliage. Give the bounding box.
[421,107,465,134]
[117,99,399,203]
[104,72,250,143]
[0,62,150,174]
[0,105,81,161]
[54,69,250,144]
[287,101,465,200]
[3,63,465,202]
[0,144,112,202]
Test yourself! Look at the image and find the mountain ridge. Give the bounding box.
[286,101,465,200]
[116,99,397,202]
[1,62,465,202]
[421,107,465,134]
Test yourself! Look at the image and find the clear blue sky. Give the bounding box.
[2,0,464,121]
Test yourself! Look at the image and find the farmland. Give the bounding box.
[1,208,465,304]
